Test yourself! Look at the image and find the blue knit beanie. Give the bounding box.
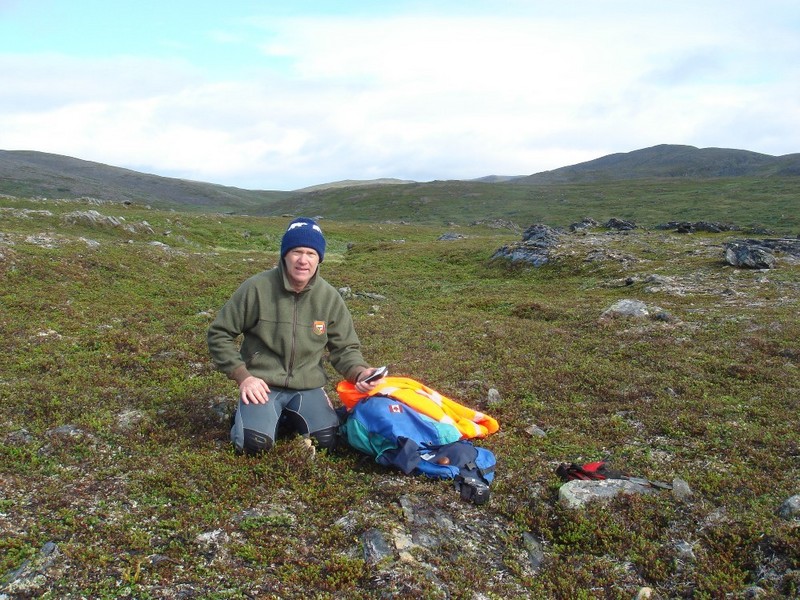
[280,217,326,262]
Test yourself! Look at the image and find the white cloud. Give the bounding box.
[1,4,799,189]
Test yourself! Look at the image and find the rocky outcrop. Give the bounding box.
[490,224,562,266]
[604,218,637,231]
[61,209,155,234]
[657,221,740,233]
[724,241,777,269]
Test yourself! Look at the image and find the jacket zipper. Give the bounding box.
[285,293,299,387]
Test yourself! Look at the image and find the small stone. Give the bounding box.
[486,388,502,405]
[6,429,33,445]
[600,299,649,319]
[777,495,800,520]
[525,424,547,437]
[675,541,696,562]
[522,532,545,571]
[362,528,393,564]
[117,409,145,430]
[45,424,83,438]
[671,478,693,502]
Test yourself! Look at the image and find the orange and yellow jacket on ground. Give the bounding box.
[336,376,499,439]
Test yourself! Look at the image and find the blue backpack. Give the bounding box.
[340,395,496,504]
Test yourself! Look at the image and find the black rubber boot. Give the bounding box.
[310,426,338,452]
[242,429,274,455]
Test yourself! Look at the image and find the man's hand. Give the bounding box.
[355,367,385,393]
[239,376,271,404]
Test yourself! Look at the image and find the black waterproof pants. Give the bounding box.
[231,386,340,455]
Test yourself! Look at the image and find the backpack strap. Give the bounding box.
[463,459,495,483]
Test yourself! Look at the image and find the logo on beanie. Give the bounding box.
[288,221,322,234]
[313,321,326,335]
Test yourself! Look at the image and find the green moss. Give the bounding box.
[1,194,798,597]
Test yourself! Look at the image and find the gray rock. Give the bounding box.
[521,224,562,244]
[724,242,776,269]
[491,224,562,267]
[116,409,145,430]
[362,528,393,564]
[604,218,636,231]
[486,388,502,405]
[195,529,229,550]
[600,299,649,319]
[741,238,800,256]
[558,479,655,509]
[659,221,739,234]
[24,234,61,248]
[671,478,693,502]
[777,494,800,520]
[651,309,674,322]
[645,274,672,286]
[6,429,33,445]
[525,424,547,437]
[412,531,442,549]
[45,424,84,438]
[569,217,598,232]
[357,291,387,301]
[334,511,359,533]
[62,209,125,228]
[61,210,155,234]
[675,540,696,562]
[522,532,545,571]
[743,586,768,599]
[399,495,416,524]
[2,541,60,595]
[209,400,231,425]
[494,244,552,266]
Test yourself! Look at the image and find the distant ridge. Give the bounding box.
[0,150,291,211]
[470,175,520,183]
[2,145,799,213]
[295,178,415,193]
[515,144,800,183]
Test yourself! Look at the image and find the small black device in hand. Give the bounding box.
[362,366,388,383]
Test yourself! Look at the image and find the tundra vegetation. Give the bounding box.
[1,189,798,599]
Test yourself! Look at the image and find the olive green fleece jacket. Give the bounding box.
[207,262,368,390]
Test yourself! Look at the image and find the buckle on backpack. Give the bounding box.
[455,474,490,505]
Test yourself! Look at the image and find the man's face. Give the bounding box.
[284,247,320,290]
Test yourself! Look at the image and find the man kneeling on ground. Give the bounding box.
[207,217,384,455]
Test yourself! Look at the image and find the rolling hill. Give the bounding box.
[0,150,293,213]
[1,145,799,230]
[516,144,800,183]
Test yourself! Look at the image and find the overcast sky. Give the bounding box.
[1,1,798,190]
